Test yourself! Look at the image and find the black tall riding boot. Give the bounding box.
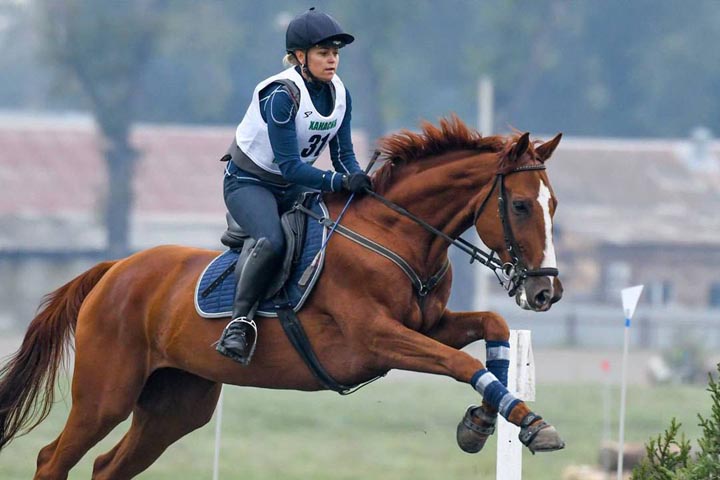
[216,237,280,364]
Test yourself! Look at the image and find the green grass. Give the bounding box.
[0,377,708,479]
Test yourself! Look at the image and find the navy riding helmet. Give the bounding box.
[286,7,354,52]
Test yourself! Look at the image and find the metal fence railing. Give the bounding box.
[479,296,720,350]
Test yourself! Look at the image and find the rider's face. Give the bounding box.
[296,46,340,82]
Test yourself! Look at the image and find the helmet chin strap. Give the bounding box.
[297,49,331,84]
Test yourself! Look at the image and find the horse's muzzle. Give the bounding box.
[517,276,561,312]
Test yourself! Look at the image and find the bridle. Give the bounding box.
[472,164,560,296]
[364,162,559,297]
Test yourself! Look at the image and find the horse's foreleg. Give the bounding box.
[92,369,221,480]
[428,309,509,350]
[428,310,512,403]
[367,318,522,418]
[427,309,511,451]
[365,318,563,454]
[426,309,513,405]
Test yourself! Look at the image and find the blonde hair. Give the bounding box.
[283,53,300,68]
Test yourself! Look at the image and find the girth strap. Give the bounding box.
[274,202,440,395]
[295,203,450,297]
[276,299,384,395]
[276,306,354,393]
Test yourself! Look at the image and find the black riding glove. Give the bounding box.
[341,173,373,193]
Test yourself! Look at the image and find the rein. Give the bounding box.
[364,162,558,297]
[295,203,451,298]
[300,158,559,300]
[282,159,560,396]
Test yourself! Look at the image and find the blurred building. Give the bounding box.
[1,112,719,328]
[549,130,720,308]
[0,111,371,326]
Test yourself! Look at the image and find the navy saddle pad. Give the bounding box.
[194,196,329,318]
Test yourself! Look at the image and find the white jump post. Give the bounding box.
[496,330,535,480]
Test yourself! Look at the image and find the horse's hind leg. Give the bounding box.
[92,368,221,480]
[34,346,146,480]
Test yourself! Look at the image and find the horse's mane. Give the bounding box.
[373,115,532,194]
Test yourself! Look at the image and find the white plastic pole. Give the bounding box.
[473,240,490,312]
[496,330,535,480]
[616,323,630,480]
[474,75,494,312]
[617,285,644,480]
[601,360,612,472]
[213,387,224,480]
[478,76,494,135]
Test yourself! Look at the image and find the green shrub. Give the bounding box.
[633,364,720,479]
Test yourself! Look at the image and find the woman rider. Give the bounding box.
[216,8,372,364]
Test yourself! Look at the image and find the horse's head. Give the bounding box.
[474,132,563,311]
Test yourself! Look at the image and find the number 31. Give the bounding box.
[301,134,330,158]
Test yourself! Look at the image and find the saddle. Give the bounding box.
[219,192,310,299]
[195,192,327,318]
[197,192,383,393]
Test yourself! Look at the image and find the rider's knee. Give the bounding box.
[256,235,285,260]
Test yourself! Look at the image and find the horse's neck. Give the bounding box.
[360,150,497,271]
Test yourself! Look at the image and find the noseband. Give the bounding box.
[472,164,559,296]
[365,163,559,297]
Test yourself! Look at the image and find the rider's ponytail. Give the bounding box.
[283,53,300,68]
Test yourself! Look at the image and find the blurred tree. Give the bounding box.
[620,1,720,136]
[37,0,165,258]
[496,0,720,137]
[10,1,720,144]
[329,0,394,142]
[0,2,50,109]
[139,1,242,124]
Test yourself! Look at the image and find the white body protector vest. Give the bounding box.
[235,67,346,175]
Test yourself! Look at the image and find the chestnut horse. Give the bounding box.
[0,117,564,479]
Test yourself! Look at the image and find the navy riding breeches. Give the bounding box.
[223,161,310,257]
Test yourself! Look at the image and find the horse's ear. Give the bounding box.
[511,132,531,162]
[536,133,562,163]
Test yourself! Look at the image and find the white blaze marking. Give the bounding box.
[538,181,557,269]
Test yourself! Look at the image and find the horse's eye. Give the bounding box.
[512,200,531,215]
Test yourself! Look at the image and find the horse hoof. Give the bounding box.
[521,422,565,454]
[456,405,496,454]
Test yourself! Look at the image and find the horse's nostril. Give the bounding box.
[534,289,550,307]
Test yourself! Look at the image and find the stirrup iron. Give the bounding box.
[216,317,258,365]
